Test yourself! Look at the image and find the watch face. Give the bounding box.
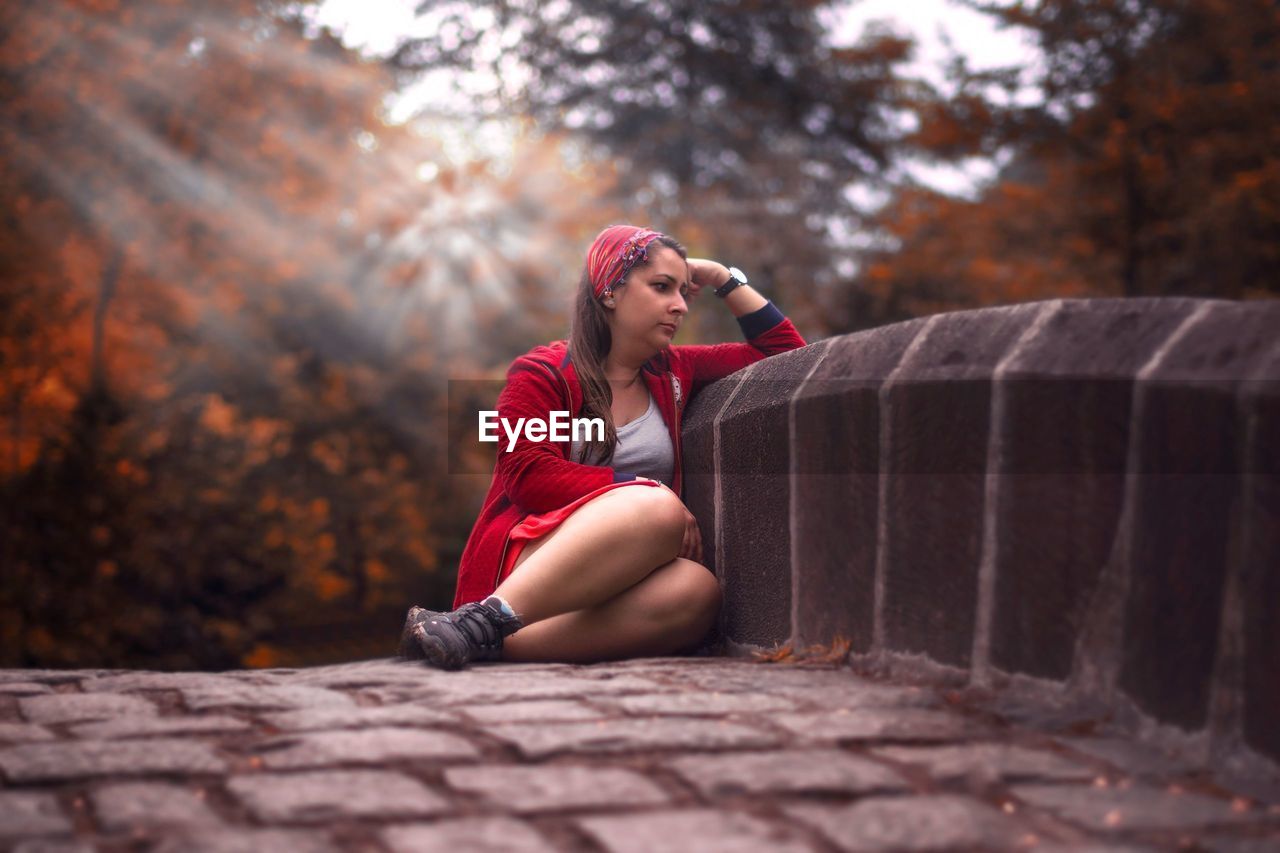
[727,266,747,284]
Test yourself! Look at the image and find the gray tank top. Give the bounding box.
[570,392,675,487]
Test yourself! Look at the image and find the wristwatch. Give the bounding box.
[714,266,748,298]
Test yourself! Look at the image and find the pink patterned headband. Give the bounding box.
[586,225,666,299]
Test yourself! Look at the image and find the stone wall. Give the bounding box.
[683,298,1280,767]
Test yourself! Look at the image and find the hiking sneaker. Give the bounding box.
[397,605,430,660]
[409,597,523,670]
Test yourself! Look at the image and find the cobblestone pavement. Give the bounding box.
[2,657,1278,852]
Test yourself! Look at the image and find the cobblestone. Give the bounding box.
[382,818,557,852]
[484,716,779,759]
[153,829,338,853]
[91,782,219,831]
[250,726,478,769]
[871,742,1096,784]
[0,792,73,838]
[577,808,815,853]
[1012,782,1272,833]
[787,793,1033,851]
[262,703,455,731]
[0,723,55,743]
[445,764,668,813]
[80,672,244,693]
[180,683,354,711]
[456,699,605,724]
[227,769,448,822]
[0,738,225,782]
[773,707,987,743]
[667,748,911,796]
[1054,736,1200,777]
[600,690,797,716]
[0,658,1274,851]
[0,682,54,696]
[19,693,156,724]
[418,672,669,705]
[10,841,95,853]
[69,715,250,740]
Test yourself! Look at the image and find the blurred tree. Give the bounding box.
[1,0,606,667]
[362,0,919,335]
[852,0,1279,326]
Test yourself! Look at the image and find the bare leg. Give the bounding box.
[502,558,720,663]
[492,483,688,625]
[493,483,721,663]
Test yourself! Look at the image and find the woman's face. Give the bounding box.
[606,245,690,352]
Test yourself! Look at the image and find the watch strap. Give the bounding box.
[714,267,748,298]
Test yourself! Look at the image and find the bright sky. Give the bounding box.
[309,0,1040,195]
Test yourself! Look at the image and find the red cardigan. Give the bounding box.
[452,301,807,606]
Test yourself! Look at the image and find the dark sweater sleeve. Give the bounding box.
[492,361,627,513]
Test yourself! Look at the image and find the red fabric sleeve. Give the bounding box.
[674,302,807,393]
[492,361,620,513]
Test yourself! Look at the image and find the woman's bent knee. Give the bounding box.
[601,483,686,547]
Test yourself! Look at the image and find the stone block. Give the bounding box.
[667,748,909,796]
[0,792,72,839]
[285,660,435,689]
[1053,737,1197,778]
[444,764,667,813]
[772,708,984,743]
[227,770,447,823]
[599,691,796,716]
[455,699,604,724]
[792,322,928,651]
[482,717,777,759]
[0,683,54,696]
[1198,838,1280,853]
[1240,342,1280,763]
[577,808,813,853]
[881,303,1049,667]
[180,684,353,712]
[262,704,456,732]
[717,343,830,648]
[871,743,1095,784]
[153,829,338,853]
[788,793,1030,852]
[10,841,95,853]
[682,371,746,577]
[1120,302,1280,730]
[783,684,941,714]
[80,673,243,693]
[407,671,664,705]
[0,723,54,743]
[382,818,556,853]
[665,664,910,698]
[251,726,478,769]
[19,693,156,725]
[1012,783,1269,832]
[70,715,249,740]
[92,782,219,831]
[991,300,1200,680]
[0,739,224,783]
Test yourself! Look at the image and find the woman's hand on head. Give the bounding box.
[686,258,729,300]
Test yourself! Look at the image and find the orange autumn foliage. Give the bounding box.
[0,0,610,669]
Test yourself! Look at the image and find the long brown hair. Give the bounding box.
[568,234,687,463]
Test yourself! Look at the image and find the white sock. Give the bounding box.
[487,594,518,619]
